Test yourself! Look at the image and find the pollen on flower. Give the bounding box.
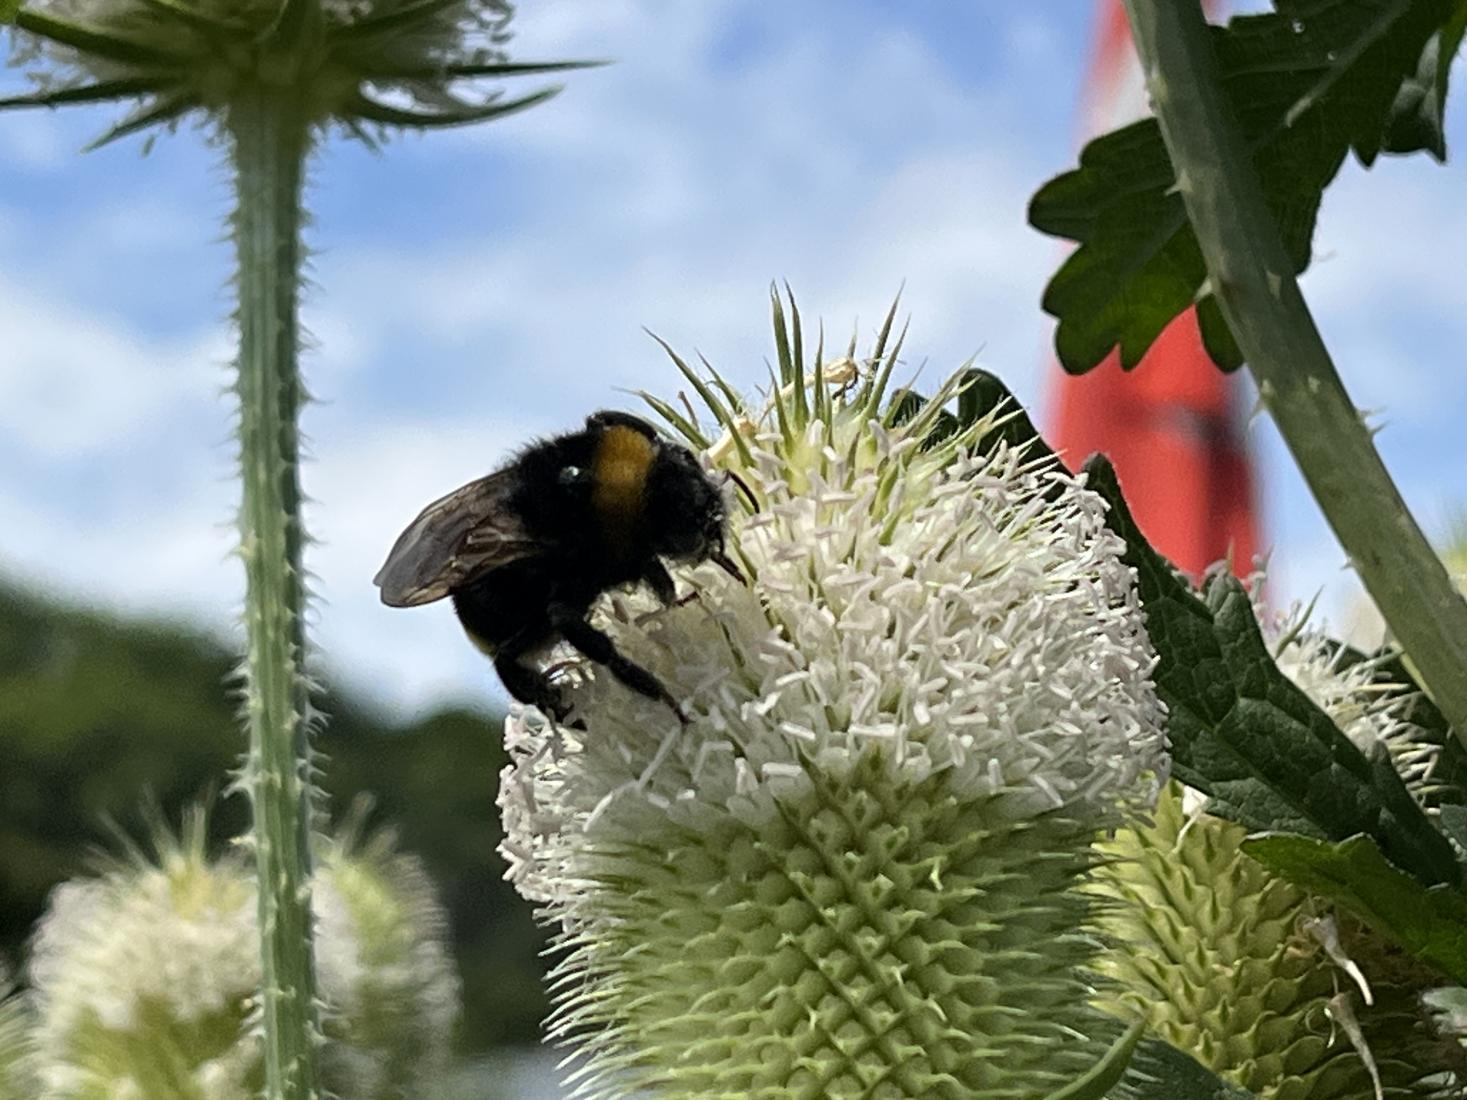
[499,300,1168,1098]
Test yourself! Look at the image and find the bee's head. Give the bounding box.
[644,441,728,562]
[583,410,746,582]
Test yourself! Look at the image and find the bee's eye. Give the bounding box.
[558,465,584,488]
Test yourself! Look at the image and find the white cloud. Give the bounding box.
[0,276,227,458]
[1306,156,1467,416]
[302,416,528,714]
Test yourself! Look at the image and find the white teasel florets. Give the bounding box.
[0,962,36,1100]
[497,314,1168,1097]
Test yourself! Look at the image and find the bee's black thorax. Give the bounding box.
[451,424,659,655]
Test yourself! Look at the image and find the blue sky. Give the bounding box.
[1,3,1464,720]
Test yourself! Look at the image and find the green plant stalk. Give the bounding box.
[228,84,322,1100]
[1121,0,1467,749]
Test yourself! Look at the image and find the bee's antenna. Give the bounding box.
[724,469,759,511]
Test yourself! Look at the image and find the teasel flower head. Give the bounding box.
[498,292,1168,1098]
[314,813,462,1097]
[1094,587,1466,1099]
[0,963,36,1100]
[2,0,595,147]
[25,806,460,1099]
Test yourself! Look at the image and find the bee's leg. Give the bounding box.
[494,646,577,726]
[640,559,696,609]
[553,611,688,726]
[642,559,678,605]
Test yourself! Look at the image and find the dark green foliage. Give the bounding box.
[1046,1019,1144,1100]
[1085,456,1462,889]
[0,579,546,1051]
[1030,0,1460,372]
[1243,832,1467,983]
[1110,1039,1259,1100]
[1382,1,1467,159]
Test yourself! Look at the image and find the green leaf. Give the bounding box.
[1111,1038,1258,1099]
[1085,453,1461,888]
[0,0,19,24]
[1243,832,1467,983]
[347,86,562,129]
[1382,0,1467,158]
[1442,804,1467,851]
[13,9,189,66]
[1045,1018,1145,1100]
[1030,0,1458,373]
[0,77,169,111]
[953,369,1057,460]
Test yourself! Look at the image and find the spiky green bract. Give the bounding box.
[25,812,460,1100]
[0,965,36,1100]
[499,298,1167,1099]
[3,0,587,144]
[1096,592,1466,1098]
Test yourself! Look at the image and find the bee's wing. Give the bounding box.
[373,471,541,607]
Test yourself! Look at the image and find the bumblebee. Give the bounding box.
[374,410,743,725]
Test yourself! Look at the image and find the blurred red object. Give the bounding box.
[1048,0,1258,579]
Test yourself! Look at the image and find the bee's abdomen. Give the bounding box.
[451,561,562,654]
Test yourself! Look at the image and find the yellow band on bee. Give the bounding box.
[592,425,655,546]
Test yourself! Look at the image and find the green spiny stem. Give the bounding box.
[1122,0,1467,750]
[228,84,321,1100]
